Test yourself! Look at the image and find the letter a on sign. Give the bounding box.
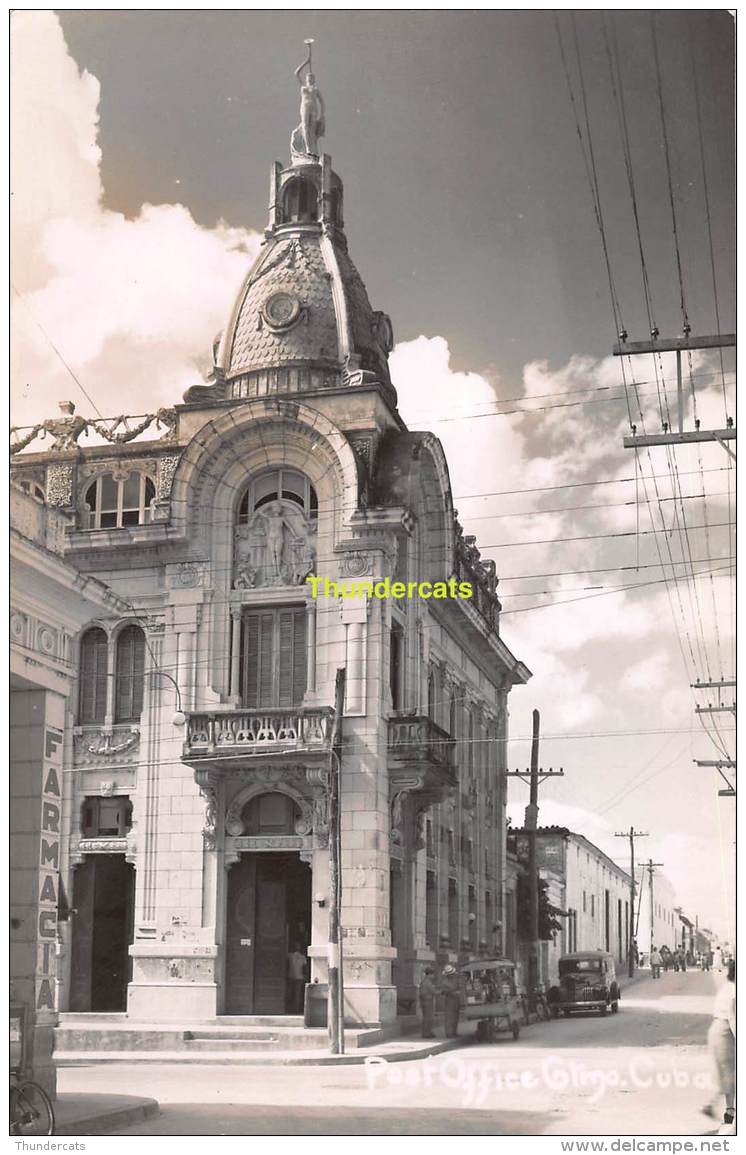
[39,875,58,904]
[43,766,61,797]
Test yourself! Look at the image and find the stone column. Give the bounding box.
[229,608,242,703]
[127,606,219,1022]
[305,600,317,693]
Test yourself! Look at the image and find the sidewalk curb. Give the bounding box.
[54,1095,160,1135]
[54,1037,466,1068]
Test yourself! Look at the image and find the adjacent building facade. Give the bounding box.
[508,826,632,985]
[10,91,530,1033]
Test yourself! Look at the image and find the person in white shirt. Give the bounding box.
[703,960,735,1133]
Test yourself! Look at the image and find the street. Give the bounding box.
[59,969,724,1135]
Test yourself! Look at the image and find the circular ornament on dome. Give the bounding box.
[262,291,301,331]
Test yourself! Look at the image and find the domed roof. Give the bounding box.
[204,156,394,405]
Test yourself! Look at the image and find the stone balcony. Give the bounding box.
[387,714,456,771]
[387,715,457,848]
[182,706,335,772]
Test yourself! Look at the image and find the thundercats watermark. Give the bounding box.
[306,576,474,600]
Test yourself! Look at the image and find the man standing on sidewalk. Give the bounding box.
[419,967,439,1038]
[441,965,461,1039]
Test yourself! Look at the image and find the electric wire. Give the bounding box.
[11,285,105,420]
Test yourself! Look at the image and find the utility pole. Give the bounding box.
[328,667,346,1055]
[692,680,736,798]
[615,828,648,977]
[506,709,565,991]
[644,859,665,956]
[613,330,736,453]
[615,332,737,799]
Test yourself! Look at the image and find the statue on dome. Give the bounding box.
[291,40,325,161]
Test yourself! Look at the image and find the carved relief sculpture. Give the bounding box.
[46,463,75,508]
[233,499,316,588]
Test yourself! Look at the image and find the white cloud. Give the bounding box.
[10,11,261,427]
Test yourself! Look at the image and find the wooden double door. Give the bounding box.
[224,853,311,1015]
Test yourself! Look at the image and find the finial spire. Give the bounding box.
[291,39,325,163]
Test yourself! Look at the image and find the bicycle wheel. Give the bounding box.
[10,1082,55,1136]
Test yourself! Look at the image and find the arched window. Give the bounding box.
[79,627,108,724]
[237,469,317,524]
[85,472,155,529]
[281,177,317,224]
[115,625,145,722]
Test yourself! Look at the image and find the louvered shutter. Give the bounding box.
[242,611,274,707]
[79,628,108,724]
[277,609,307,707]
[115,626,145,722]
[292,610,307,705]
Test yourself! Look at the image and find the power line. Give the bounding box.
[11,284,105,419]
[482,520,732,551]
[453,467,729,502]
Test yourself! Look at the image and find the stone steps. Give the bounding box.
[53,1016,404,1063]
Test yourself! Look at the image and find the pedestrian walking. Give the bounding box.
[650,946,662,979]
[661,947,671,973]
[676,948,687,973]
[703,950,714,973]
[418,966,438,1038]
[441,964,461,1038]
[702,960,735,1133]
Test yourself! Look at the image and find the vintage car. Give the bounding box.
[460,958,523,1041]
[549,951,620,1017]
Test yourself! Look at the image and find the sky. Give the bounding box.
[10,10,735,939]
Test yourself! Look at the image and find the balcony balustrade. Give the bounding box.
[183,706,334,769]
[387,714,455,770]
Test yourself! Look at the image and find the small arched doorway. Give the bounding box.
[224,793,312,1015]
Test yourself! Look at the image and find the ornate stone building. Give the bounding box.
[10,74,530,1034]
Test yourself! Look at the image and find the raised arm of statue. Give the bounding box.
[295,50,311,85]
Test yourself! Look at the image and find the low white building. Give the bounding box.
[636,867,679,957]
[508,826,631,984]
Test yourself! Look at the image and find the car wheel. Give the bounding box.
[562,1009,571,1018]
